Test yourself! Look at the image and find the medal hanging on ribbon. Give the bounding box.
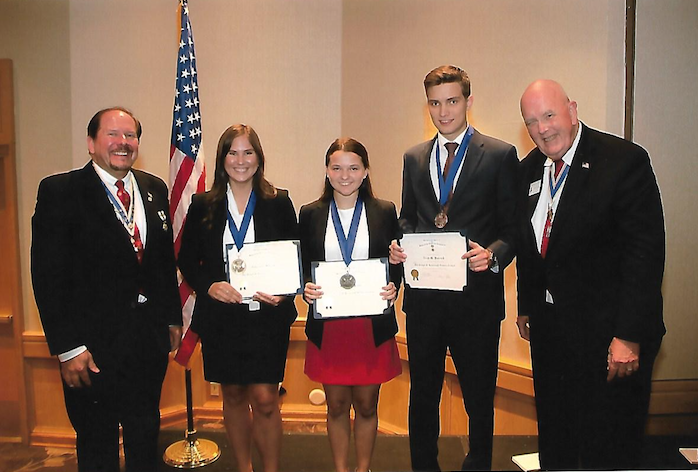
[226,190,257,273]
[434,126,474,228]
[330,197,363,290]
[546,161,570,231]
[101,179,137,245]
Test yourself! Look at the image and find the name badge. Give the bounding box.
[529,179,542,196]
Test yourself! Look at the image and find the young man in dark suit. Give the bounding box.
[516,79,665,470]
[31,107,183,472]
[390,65,519,471]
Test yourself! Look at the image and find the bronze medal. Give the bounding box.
[434,211,448,229]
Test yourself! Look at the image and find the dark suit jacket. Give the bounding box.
[177,189,299,338]
[516,124,665,344]
[399,129,519,319]
[299,197,402,348]
[31,162,182,368]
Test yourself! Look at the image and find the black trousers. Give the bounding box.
[62,311,170,472]
[406,292,501,471]
[529,304,660,470]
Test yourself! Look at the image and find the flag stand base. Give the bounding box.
[163,429,220,468]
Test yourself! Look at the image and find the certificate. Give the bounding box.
[311,258,390,319]
[400,232,467,291]
[225,240,303,298]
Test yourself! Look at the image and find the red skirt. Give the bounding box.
[304,316,401,385]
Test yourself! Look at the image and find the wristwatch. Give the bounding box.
[487,249,499,270]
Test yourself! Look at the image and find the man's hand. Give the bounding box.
[389,239,406,264]
[463,240,492,272]
[169,326,182,352]
[516,315,531,341]
[380,282,398,302]
[60,350,100,388]
[607,337,640,382]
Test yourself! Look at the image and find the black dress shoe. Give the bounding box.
[460,453,492,471]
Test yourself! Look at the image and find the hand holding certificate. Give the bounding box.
[310,258,391,319]
[225,240,303,298]
[399,232,468,291]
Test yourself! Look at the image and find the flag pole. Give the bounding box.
[163,366,220,468]
[163,0,218,467]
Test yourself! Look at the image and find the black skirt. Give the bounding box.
[197,300,293,385]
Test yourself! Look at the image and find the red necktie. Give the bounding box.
[540,160,565,258]
[116,180,144,263]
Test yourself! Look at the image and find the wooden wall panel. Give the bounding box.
[19,330,698,446]
[0,58,27,443]
[25,357,73,446]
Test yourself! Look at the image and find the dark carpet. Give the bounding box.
[1,433,697,471]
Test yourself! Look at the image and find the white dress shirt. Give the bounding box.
[530,124,583,303]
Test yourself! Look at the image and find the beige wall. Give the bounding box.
[634,0,698,379]
[340,0,627,370]
[0,0,694,382]
[0,0,73,334]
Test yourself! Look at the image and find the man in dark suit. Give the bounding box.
[390,65,519,471]
[516,79,665,470]
[31,107,183,472]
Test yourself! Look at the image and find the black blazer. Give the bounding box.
[299,197,402,349]
[399,129,519,319]
[516,124,666,344]
[31,163,182,366]
[177,189,299,337]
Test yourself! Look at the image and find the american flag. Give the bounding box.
[170,0,205,366]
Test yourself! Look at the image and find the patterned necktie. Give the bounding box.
[443,142,459,178]
[442,142,459,206]
[116,179,143,263]
[540,159,565,258]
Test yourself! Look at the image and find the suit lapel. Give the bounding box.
[314,200,330,260]
[418,138,441,210]
[252,195,269,241]
[134,171,167,265]
[526,153,547,220]
[364,198,382,258]
[520,153,546,257]
[80,164,137,259]
[452,130,485,201]
[548,125,593,248]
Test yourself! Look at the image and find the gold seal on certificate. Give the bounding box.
[434,211,448,228]
[400,232,468,291]
[339,273,356,289]
[231,258,246,273]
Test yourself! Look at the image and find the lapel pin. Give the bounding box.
[158,210,167,221]
[162,222,169,231]
[582,162,590,169]
[147,192,153,202]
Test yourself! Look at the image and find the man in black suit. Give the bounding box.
[516,79,665,470]
[390,65,518,471]
[31,107,183,472]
